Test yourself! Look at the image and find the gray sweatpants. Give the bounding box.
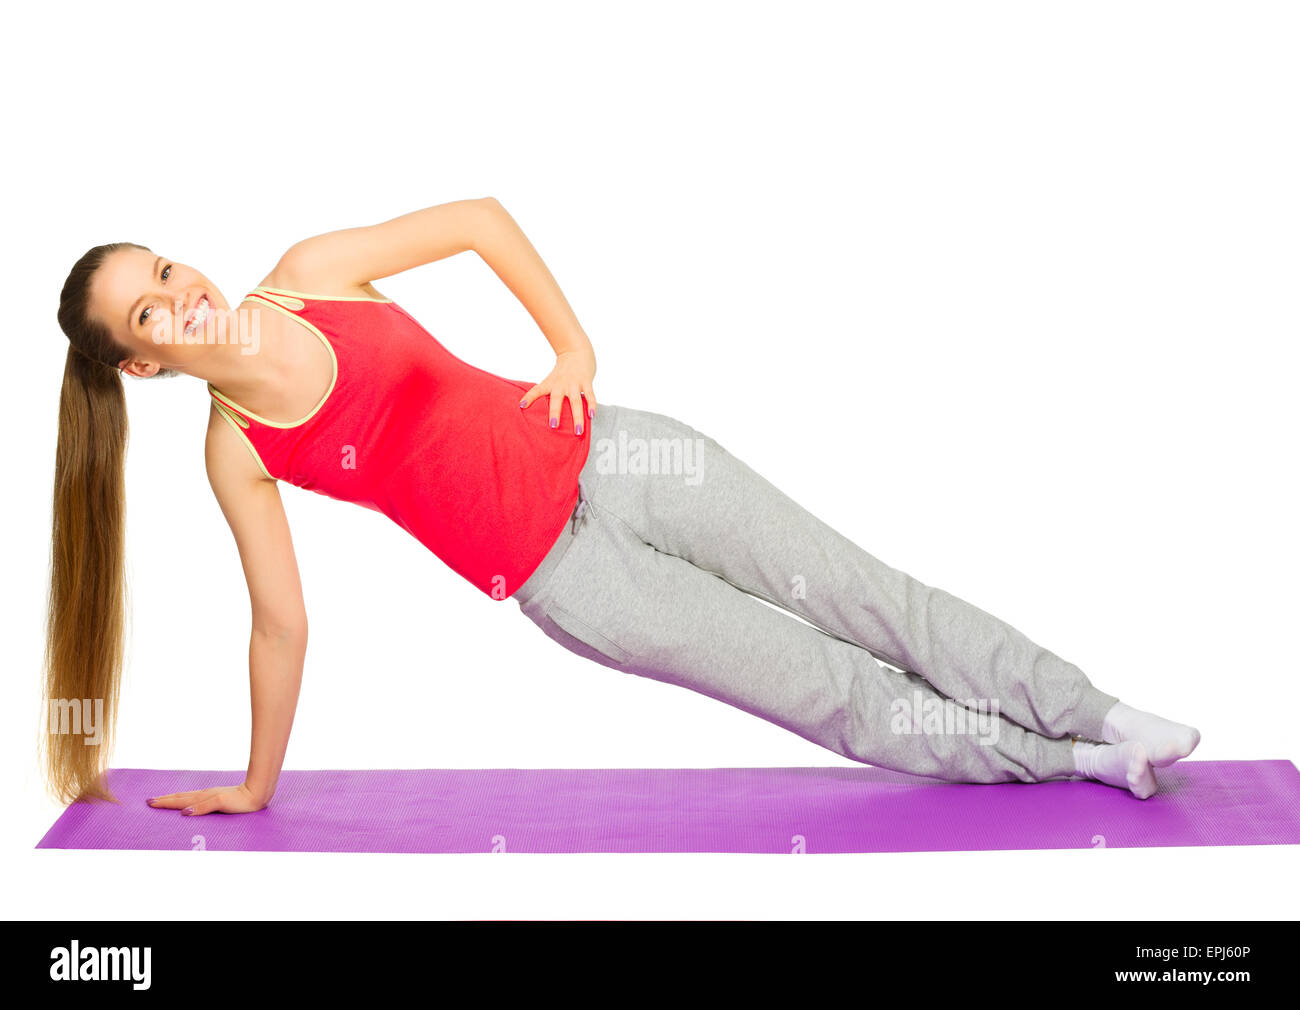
[513,404,1120,783]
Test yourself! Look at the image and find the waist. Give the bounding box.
[511,403,620,605]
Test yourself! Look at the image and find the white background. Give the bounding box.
[3,0,1296,920]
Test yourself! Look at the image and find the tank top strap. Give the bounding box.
[243,284,394,306]
[210,395,250,428]
[208,386,275,480]
[243,286,307,312]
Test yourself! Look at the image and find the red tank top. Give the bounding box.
[208,285,590,600]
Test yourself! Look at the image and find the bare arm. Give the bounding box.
[280,197,597,433]
[147,406,308,815]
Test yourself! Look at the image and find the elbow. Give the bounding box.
[468,197,506,258]
[252,614,308,649]
[475,196,507,225]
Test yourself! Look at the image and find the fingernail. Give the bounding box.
[145,798,156,805]
[519,399,526,408]
[182,806,194,815]
[589,407,595,418]
[576,424,583,436]
[550,418,557,428]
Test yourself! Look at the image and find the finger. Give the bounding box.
[568,388,584,436]
[183,795,224,816]
[583,383,597,421]
[519,382,546,409]
[147,791,199,809]
[548,391,562,430]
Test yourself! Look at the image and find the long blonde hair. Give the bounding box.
[46,242,173,803]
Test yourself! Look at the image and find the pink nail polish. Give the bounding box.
[182,806,194,815]
[550,418,557,428]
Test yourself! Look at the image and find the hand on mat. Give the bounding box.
[518,347,596,435]
[146,783,268,816]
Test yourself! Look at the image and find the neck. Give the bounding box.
[170,298,305,415]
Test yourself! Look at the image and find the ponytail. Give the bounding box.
[46,241,148,803]
[44,346,129,802]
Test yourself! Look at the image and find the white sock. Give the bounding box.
[1100,701,1201,768]
[1072,739,1157,799]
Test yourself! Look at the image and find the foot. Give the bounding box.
[1072,739,1158,799]
[1101,701,1201,767]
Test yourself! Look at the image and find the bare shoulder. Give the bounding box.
[256,234,390,301]
[249,199,493,300]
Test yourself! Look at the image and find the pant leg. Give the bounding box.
[516,486,1078,783]
[580,404,1120,743]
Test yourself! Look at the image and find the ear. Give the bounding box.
[119,358,162,379]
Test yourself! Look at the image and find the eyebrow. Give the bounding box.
[126,256,163,329]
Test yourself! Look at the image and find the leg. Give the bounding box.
[582,404,1121,742]
[517,491,1079,784]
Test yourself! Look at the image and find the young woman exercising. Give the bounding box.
[46,197,1200,814]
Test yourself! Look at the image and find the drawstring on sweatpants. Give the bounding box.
[570,481,589,534]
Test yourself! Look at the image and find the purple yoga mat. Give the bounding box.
[35,761,1300,853]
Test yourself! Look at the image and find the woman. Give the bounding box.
[46,197,1200,814]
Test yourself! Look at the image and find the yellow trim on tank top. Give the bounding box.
[252,283,392,303]
[210,399,275,481]
[207,297,339,429]
[246,290,305,311]
[212,398,249,429]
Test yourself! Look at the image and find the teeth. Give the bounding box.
[184,297,210,337]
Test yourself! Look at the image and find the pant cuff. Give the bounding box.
[1040,734,1079,780]
[1070,683,1121,741]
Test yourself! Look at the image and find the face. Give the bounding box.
[89,247,233,377]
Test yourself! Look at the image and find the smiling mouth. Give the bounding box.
[183,295,211,338]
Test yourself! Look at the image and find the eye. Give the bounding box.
[138,264,173,326]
